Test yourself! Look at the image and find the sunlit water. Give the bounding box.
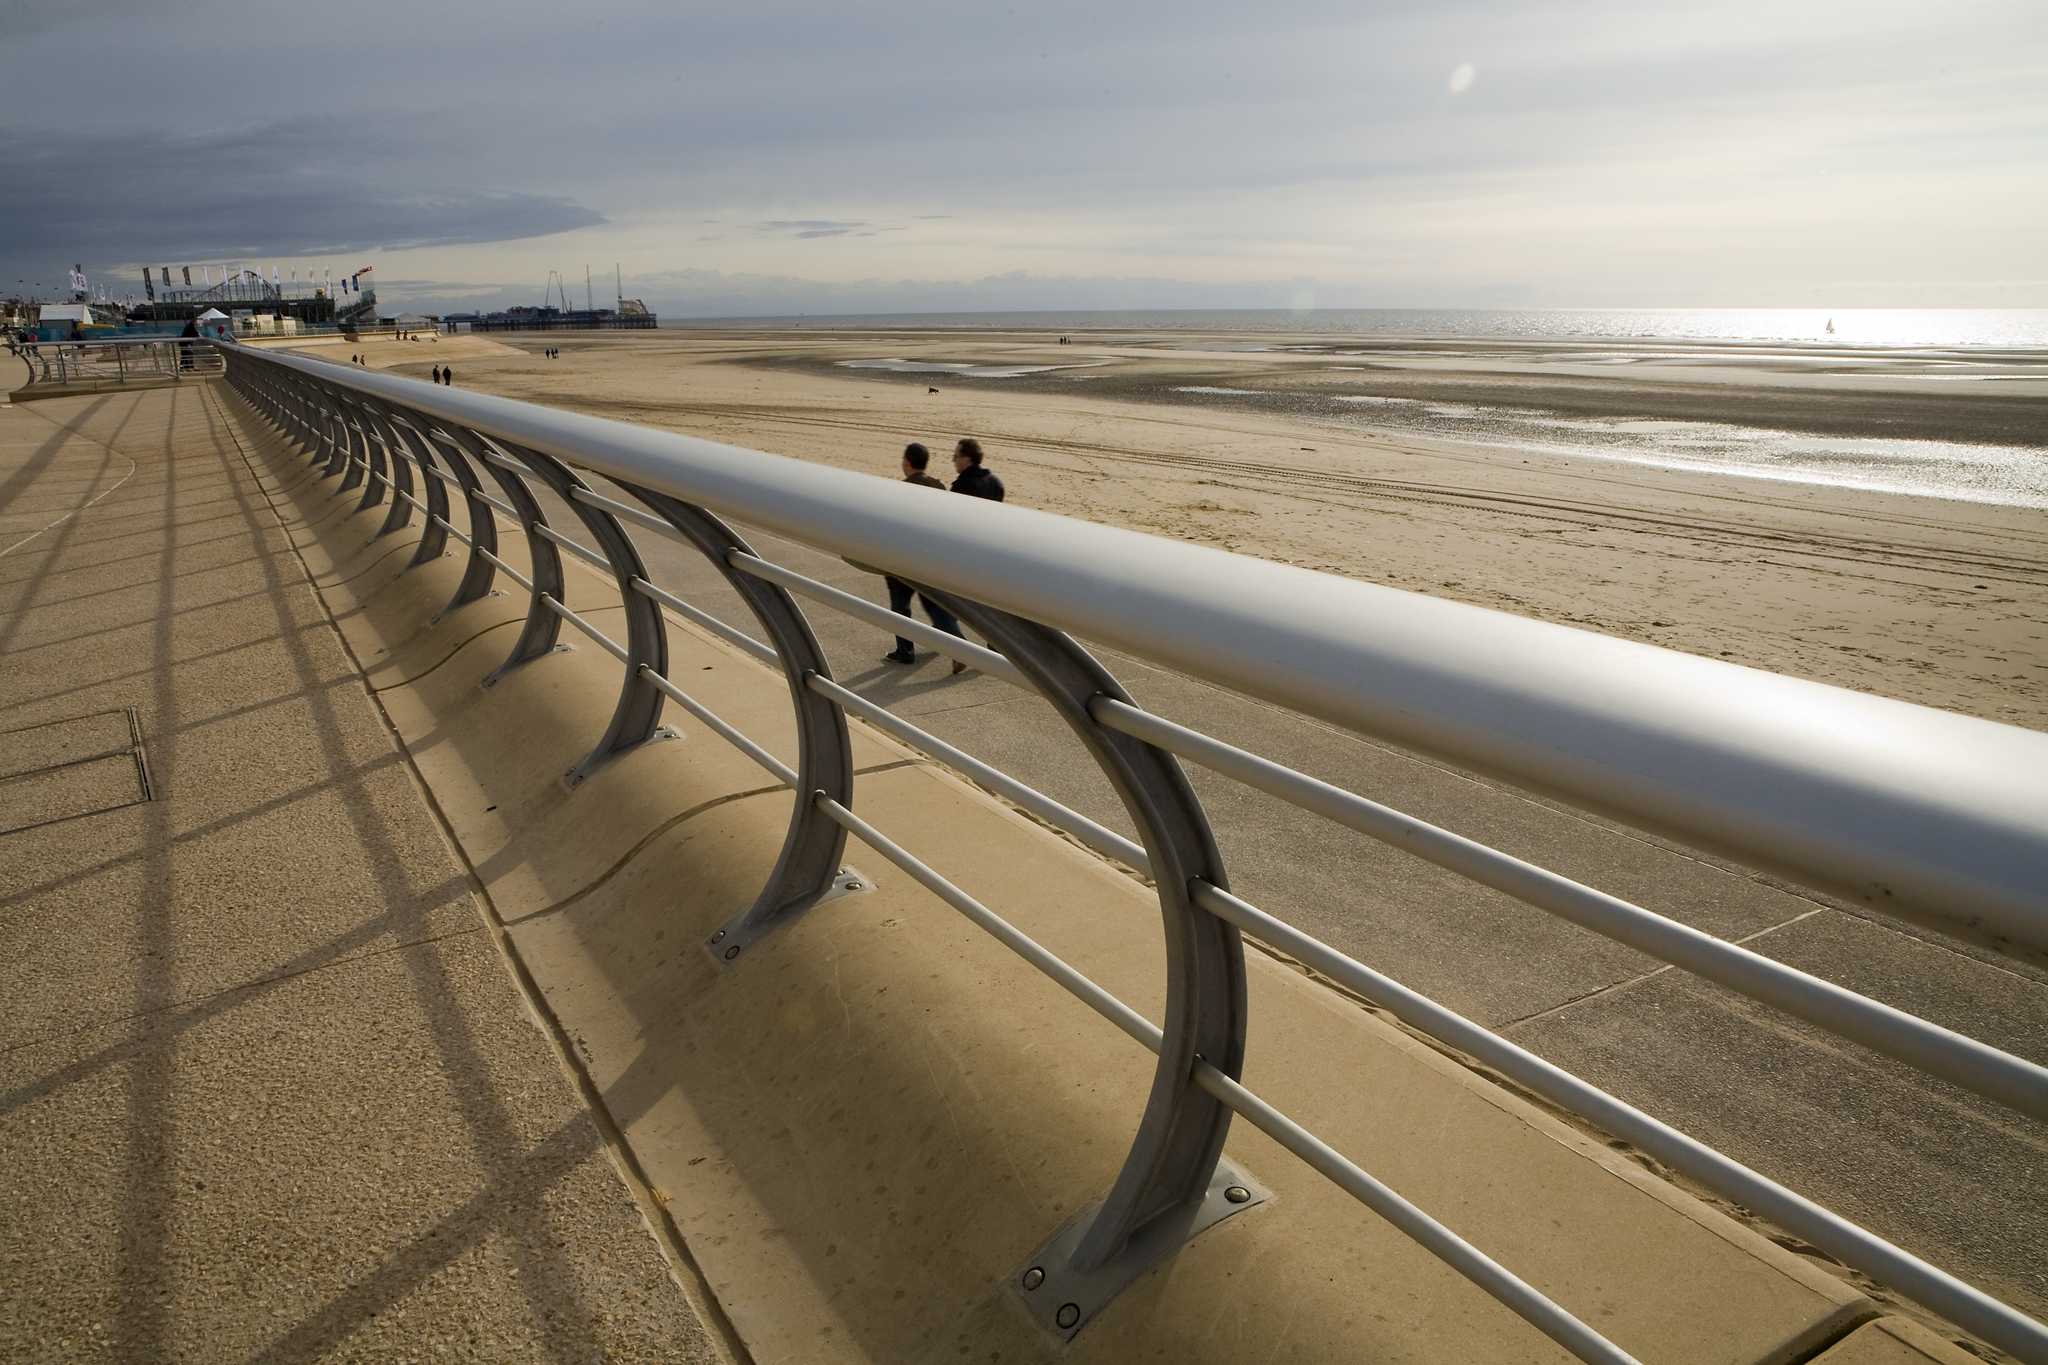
[1325,398,2048,508]
[838,357,1108,378]
[723,308,2048,348]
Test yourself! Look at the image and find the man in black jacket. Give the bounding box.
[882,443,969,668]
[950,438,1004,500]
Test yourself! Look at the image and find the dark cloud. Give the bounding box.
[0,119,604,284]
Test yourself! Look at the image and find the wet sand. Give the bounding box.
[354,326,2048,731]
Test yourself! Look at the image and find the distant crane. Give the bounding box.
[540,269,573,311]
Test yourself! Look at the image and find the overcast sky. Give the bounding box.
[3,0,2043,315]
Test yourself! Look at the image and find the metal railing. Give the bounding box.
[216,339,2048,1363]
[13,335,224,389]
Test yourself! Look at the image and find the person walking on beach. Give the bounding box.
[950,438,1005,501]
[441,366,453,385]
[432,365,442,383]
[881,443,969,671]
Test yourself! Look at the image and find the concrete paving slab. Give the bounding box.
[1512,908,2048,1322]
[0,751,145,833]
[1,387,732,1363]
[0,708,134,780]
[0,931,719,1365]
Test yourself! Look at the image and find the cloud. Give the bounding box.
[0,118,605,283]
[4,1,2045,307]
[753,219,872,238]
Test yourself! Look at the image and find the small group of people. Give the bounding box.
[430,365,455,385]
[881,438,1004,670]
[543,347,561,359]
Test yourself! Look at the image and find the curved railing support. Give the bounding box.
[335,403,368,493]
[364,409,417,540]
[443,428,567,684]
[379,409,452,566]
[492,442,671,785]
[919,590,1262,1340]
[614,485,860,962]
[421,428,502,618]
[349,403,391,513]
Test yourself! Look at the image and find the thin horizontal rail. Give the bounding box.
[1189,1059,1637,1365]
[726,551,1024,685]
[1190,880,2048,1362]
[815,795,1158,1049]
[475,487,518,518]
[640,665,794,785]
[476,545,534,592]
[430,514,474,548]
[570,484,687,538]
[1094,698,2048,1123]
[531,521,613,571]
[807,673,1147,872]
[630,577,778,665]
[539,594,628,664]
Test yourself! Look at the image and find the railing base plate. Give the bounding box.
[705,865,872,966]
[1010,1158,1269,1342]
[561,725,684,792]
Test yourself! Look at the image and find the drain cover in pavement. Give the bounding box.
[0,708,152,836]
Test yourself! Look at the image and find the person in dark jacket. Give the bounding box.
[432,365,442,383]
[882,443,968,670]
[441,366,453,385]
[950,438,1004,500]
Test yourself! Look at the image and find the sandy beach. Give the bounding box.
[329,326,2047,733]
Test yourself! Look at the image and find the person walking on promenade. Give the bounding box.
[950,438,1005,501]
[432,365,442,383]
[881,443,969,670]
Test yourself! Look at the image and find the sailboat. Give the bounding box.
[1825,317,1835,335]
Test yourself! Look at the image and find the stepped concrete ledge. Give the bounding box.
[0,383,1987,1363]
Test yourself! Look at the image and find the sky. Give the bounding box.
[2,0,2044,316]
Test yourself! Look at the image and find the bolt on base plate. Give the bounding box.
[1010,1159,1269,1342]
[704,866,872,966]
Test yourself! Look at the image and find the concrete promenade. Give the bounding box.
[0,386,730,1361]
[0,379,1999,1363]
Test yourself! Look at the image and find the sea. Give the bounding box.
[670,307,2048,349]
[676,308,2048,507]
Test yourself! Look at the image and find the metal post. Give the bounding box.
[618,486,858,963]
[377,408,453,566]
[920,590,1259,1341]
[335,399,367,493]
[349,401,389,513]
[488,442,670,783]
[361,408,417,540]
[442,428,567,682]
[420,427,501,617]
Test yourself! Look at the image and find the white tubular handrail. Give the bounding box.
[229,343,2048,957]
